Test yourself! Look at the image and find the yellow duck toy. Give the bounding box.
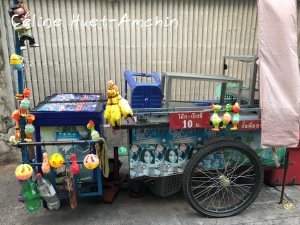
[104,80,134,128]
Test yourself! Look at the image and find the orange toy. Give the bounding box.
[11,109,21,141]
[24,114,35,142]
[42,152,50,173]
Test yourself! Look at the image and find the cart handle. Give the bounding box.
[16,139,103,147]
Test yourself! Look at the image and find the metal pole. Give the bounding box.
[279,149,290,204]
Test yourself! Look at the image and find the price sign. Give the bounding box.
[169,111,210,130]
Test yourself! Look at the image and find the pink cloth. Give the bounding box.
[258,0,300,148]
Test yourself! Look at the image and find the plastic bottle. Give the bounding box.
[21,178,41,212]
[36,173,60,210]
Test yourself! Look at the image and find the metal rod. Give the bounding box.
[16,139,103,147]
[279,149,290,204]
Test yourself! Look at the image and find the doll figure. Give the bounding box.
[9,3,39,50]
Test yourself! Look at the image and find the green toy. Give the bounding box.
[220,103,232,129]
[211,103,222,131]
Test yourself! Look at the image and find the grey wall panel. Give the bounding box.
[2,0,299,107]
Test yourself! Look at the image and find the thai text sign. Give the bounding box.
[169,111,210,130]
[238,120,261,130]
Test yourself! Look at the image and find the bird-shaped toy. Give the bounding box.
[105,80,134,128]
[23,88,30,99]
[11,109,21,142]
[109,90,122,128]
[230,102,240,130]
[118,95,134,123]
[10,54,24,71]
[87,120,101,140]
[20,98,30,116]
[211,103,222,131]
[24,114,35,142]
[42,152,50,173]
[70,154,80,175]
[220,103,232,129]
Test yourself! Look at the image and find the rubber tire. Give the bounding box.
[128,179,146,198]
[182,140,263,218]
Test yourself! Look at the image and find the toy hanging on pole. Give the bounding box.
[10,109,21,143]
[104,80,134,129]
[8,1,39,50]
[24,114,35,142]
[87,120,101,140]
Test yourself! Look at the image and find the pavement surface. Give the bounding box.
[1,163,300,225]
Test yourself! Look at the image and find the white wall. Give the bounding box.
[2,0,263,107]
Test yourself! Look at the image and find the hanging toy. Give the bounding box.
[15,164,33,180]
[49,153,64,168]
[220,103,232,129]
[104,94,112,121]
[19,88,31,116]
[23,88,30,99]
[10,54,24,71]
[118,95,134,123]
[118,146,128,156]
[83,154,99,170]
[42,152,50,173]
[86,120,101,140]
[19,98,30,116]
[70,154,80,175]
[11,109,21,143]
[24,114,35,142]
[8,3,39,50]
[107,89,122,128]
[211,103,222,131]
[230,102,240,130]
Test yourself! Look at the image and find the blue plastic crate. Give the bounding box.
[124,71,163,108]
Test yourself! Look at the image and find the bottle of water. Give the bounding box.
[36,173,60,210]
[21,178,41,212]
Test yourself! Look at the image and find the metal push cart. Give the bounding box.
[121,56,293,218]
[15,93,107,207]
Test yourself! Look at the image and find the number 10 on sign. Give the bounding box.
[169,111,211,130]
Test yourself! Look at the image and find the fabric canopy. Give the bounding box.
[258,0,300,148]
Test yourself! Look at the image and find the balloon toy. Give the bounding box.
[49,153,64,168]
[83,154,99,170]
[15,164,33,180]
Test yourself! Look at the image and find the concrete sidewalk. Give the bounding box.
[1,164,300,225]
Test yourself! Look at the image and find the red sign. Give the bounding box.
[238,120,261,130]
[169,111,211,130]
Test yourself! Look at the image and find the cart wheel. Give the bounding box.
[128,180,146,198]
[182,140,263,218]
